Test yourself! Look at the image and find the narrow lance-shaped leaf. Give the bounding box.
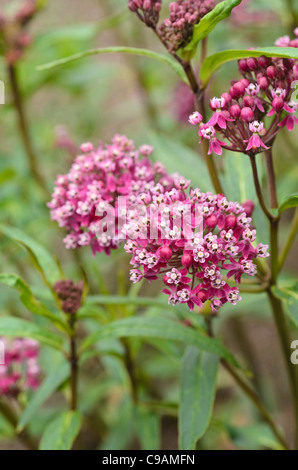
[37,46,188,83]
[135,406,161,451]
[0,224,61,285]
[200,47,298,86]
[17,362,70,432]
[179,347,219,450]
[0,273,69,333]
[0,317,64,352]
[81,316,240,367]
[39,411,82,450]
[182,0,242,59]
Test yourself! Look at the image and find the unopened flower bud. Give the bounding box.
[181,253,193,269]
[206,214,218,228]
[225,215,236,229]
[241,107,254,122]
[272,97,284,111]
[241,200,255,217]
[247,57,258,70]
[266,65,277,79]
[158,245,172,261]
[229,104,241,118]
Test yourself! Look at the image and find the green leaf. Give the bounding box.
[37,46,188,83]
[135,406,161,450]
[272,283,298,327]
[81,317,238,366]
[0,225,61,285]
[179,347,218,450]
[183,0,242,58]
[18,362,70,432]
[225,423,284,450]
[200,47,298,86]
[87,294,185,312]
[279,193,298,214]
[0,273,69,332]
[0,317,64,351]
[39,411,81,450]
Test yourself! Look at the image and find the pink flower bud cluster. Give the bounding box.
[128,0,162,27]
[159,0,215,52]
[48,135,175,255]
[0,0,39,64]
[126,184,268,313]
[190,32,298,155]
[0,338,41,396]
[54,280,84,315]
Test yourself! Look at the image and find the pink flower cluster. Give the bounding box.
[129,0,215,52]
[159,0,215,52]
[189,32,298,156]
[0,0,40,64]
[48,135,175,255]
[0,338,40,396]
[126,184,268,312]
[128,0,162,27]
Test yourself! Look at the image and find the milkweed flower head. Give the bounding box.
[158,0,216,52]
[48,135,176,255]
[190,31,298,155]
[125,184,268,313]
[128,0,162,27]
[54,280,84,315]
[0,337,41,396]
[128,0,216,53]
[0,0,41,64]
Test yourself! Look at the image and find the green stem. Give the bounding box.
[265,149,278,210]
[278,208,298,272]
[8,64,47,198]
[267,290,298,449]
[69,316,78,411]
[205,318,288,449]
[0,400,38,450]
[122,339,138,403]
[221,360,288,450]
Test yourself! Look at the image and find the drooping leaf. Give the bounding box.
[17,362,70,432]
[200,47,298,86]
[0,224,61,285]
[0,317,64,352]
[0,273,69,332]
[183,0,242,59]
[37,47,188,83]
[81,317,239,366]
[179,347,218,450]
[39,411,81,450]
[135,406,161,450]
